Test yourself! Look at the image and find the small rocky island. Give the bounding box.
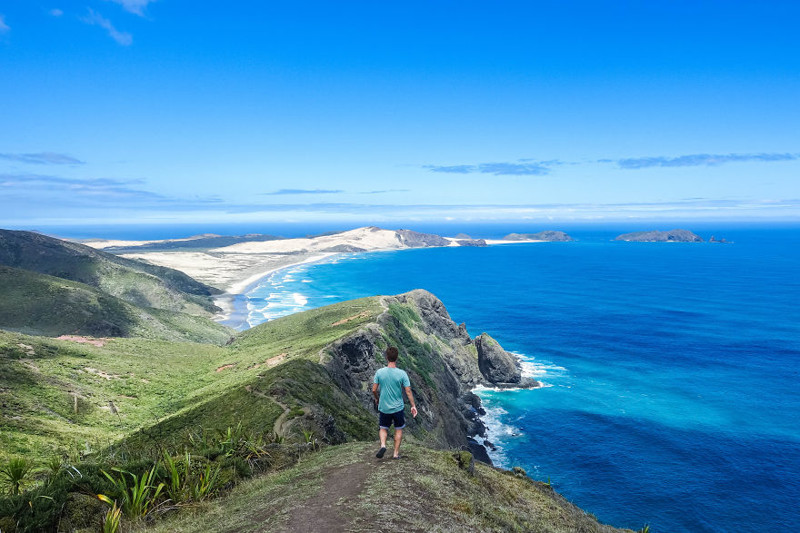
[503,230,574,242]
[615,229,703,242]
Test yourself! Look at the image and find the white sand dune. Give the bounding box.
[82,226,543,321]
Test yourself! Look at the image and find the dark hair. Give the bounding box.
[386,346,399,362]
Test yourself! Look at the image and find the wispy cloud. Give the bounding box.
[107,0,157,16]
[49,9,64,17]
[81,8,132,46]
[424,164,475,174]
[0,15,10,33]
[359,189,411,194]
[2,173,797,224]
[424,161,553,176]
[263,189,345,195]
[0,173,154,198]
[0,152,84,165]
[617,152,799,169]
[477,162,551,176]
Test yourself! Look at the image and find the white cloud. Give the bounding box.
[107,0,157,16]
[49,9,64,17]
[0,15,10,33]
[81,9,132,46]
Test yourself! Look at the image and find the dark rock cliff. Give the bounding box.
[475,333,537,388]
[395,229,451,248]
[321,289,539,462]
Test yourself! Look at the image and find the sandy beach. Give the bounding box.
[82,227,545,325]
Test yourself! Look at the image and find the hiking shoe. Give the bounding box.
[376,447,386,458]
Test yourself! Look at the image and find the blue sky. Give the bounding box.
[1,0,798,227]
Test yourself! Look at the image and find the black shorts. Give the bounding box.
[379,409,406,429]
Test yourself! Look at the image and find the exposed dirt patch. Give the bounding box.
[330,311,369,327]
[267,353,288,368]
[248,352,288,370]
[278,450,373,533]
[57,335,110,347]
[84,367,120,380]
[216,363,236,372]
[17,343,35,356]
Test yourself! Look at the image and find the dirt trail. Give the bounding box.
[279,454,373,533]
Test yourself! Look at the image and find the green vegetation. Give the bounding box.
[0,229,220,315]
[0,266,231,342]
[0,230,232,342]
[0,458,34,496]
[0,296,383,457]
[0,422,320,532]
[135,441,631,533]
[101,466,165,518]
[0,290,632,532]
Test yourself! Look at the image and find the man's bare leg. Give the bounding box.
[393,428,403,458]
[376,428,388,458]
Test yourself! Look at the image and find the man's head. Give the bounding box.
[386,346,399,362]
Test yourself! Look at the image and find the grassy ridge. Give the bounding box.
[0,297,383,457]
[0,266,232,343]
[0,229,220,315]
[0,293,637,533]
[137,441,631,533]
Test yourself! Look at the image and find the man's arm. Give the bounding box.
[405,386,418,418]
[372,383,380,409]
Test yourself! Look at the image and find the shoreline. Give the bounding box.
[84,227,552,331]
[211,241,548,329]
[214,252,338,329]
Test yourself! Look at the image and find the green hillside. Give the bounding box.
[0,296,382,458]
[0,292,637,532]
[0,229,221,315]
[0,266,232,343]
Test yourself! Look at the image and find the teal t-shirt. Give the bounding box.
[373,366,410,414]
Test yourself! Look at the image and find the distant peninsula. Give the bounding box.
[503,230,574,242]
[615,229,703,243]
[78,226,543,321]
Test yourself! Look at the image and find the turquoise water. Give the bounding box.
[242,227,799,531]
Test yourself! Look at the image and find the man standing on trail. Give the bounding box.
[372,346,417,459]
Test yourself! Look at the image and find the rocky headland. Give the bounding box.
[0,278,633,532]
[322,289,539,462]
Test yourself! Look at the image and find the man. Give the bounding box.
[372,346,418,459]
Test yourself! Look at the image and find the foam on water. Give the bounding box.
[472,403,520,468]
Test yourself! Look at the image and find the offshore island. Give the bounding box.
[0,227,643,532]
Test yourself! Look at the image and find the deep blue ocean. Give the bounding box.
[45,222,800,531]
[233,225,800,532]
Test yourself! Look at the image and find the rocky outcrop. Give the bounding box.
[456,239,488,247]
[615,229,703,242]
[475,333,538,388]
[476,333,520,383]
[322,289,539,462]
[395,229,451,248]
[503,231,574,242]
